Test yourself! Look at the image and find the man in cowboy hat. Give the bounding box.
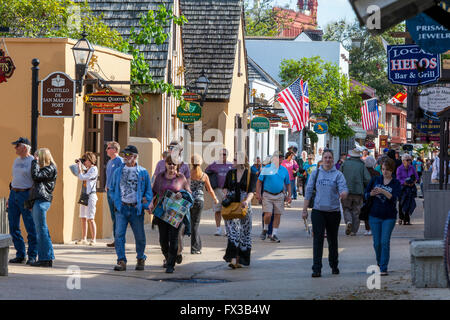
[340,148,371,236]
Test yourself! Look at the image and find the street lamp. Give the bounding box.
[325,105,332,117]
[72,30,94,94]
[195,69,210,105]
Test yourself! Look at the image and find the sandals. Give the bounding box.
[228,258,242,269]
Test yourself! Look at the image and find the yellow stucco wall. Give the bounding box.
[0,38,131,243]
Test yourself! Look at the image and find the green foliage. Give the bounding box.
[414,143,436,158]
[244,0,291,36]
[323,19,405,103]
[0,0,187,125]
[279,56,363,139]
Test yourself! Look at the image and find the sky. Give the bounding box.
[273,0,357,29]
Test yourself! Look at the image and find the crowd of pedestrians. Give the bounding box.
[6,135,430,278]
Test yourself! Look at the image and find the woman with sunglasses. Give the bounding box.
[222,154,257,268]
[151,154,191,273]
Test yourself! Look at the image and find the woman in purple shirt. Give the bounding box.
[151,155,191,273]
[396,154,418,225]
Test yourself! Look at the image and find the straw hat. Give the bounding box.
[348,148,362,158]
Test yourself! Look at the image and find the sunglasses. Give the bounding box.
[106,147,116,150]
[166,163,176,167]
[122,152,134,157]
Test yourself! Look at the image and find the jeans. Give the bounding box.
[107,190,116,239]
[8,190,37,259]
[290,179,297,199]
[190,201,204,252]
[368,216,396,272]
[31,200,54,261]
[311,209,341,273]
[114,206,147,263]
[157,218,181,268]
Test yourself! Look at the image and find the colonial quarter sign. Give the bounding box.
[40,72,76,117]
[0,49,15,83]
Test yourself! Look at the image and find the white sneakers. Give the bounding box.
[75,239,97,245]
[214,228,222,236]
[364,230,372,236]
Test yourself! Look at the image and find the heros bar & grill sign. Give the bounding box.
[40,72,75,118]
[0,49,15,83]
[387,44,441,86]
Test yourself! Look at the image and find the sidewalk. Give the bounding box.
[1,196,449,300]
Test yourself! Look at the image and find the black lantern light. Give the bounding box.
[195,69,210,105]
[72,30,94,94]
[325,105,332,116]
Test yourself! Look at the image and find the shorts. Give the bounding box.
[79,193,98,220]
[213,188,225,213]
[262,191,285,215]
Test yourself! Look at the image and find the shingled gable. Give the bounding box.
[180,0,244,101]
[77,0,175,83]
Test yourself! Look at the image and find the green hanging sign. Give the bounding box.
[251,117,270,132]
[177,102,202,123]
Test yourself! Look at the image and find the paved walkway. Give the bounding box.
[1,196,449,300]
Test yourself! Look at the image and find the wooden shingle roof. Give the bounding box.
[78,0,174,82]
[180,0,243,101]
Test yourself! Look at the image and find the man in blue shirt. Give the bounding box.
[105,141,124,248]
[255,152,291,243]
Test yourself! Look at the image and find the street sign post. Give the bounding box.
[387,44,441,86]
[40,72,76,118]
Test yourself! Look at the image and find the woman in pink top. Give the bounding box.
[281,151,299,202]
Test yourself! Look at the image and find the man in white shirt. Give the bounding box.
[7,137,37,264]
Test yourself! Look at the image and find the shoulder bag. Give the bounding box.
[221,169,251,220]
[308,169,319,209]
[78,169,98,206]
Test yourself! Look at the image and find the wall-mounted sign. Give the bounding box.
[313,122,328,134]
[419,86,450,113]
[387,45,441,86]
[177,102,201,123]
[0,49,15,83]
[252,108,268,116]
[406,13,450,54]
[365,141,375,149]
[379,135,388,148]
[40,72,75,118]
[84,89,131,108]
[182,92,201,101]
[251,117,270,132]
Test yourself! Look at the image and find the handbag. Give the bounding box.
[359,197,373,221]
[308,169,319,209]
[221,169,251,220]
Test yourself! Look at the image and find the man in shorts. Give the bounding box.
[255,152,291,243]
[205,148,233,236]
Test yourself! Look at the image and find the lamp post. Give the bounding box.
[72,30,95,94]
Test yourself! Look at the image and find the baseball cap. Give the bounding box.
[12,137,31,146]
[121,145,138,155]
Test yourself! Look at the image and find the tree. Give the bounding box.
[0,0,187,124]
[279,56,364,139]
[244,0,292,36]
[323,19,405,103]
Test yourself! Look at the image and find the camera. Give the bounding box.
[75,158,86,164]
[222,190,236,207]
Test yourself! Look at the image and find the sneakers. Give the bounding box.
[260,230,268,240]
[332,268,340,275]
[26,258,36,265]
[135,258,145,271]
[345,223,352,236]
[30,260,52,267]
[114,260,126,271]
[270,234,281,243]
[165,265,175,273]
[9,257,26,264]
[364,230,372,236]
[75,239,88,245]
[89,240,96,246]
[380,271,389,276]
[214,228,222,236]
[350,232,357,236]
[311,272,321,278]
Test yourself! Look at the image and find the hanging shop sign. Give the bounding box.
[416,120,440,135]
[406,13,450,54]
[40,72,76,118]
[182,92,201,102]
[0,49,15,83]
[387,44,441,86]
[92,108,123,115]
[365,141,375,149]
[250,117,270,133]
[252,108,268,116]
[177,102,202,123]
[313,122,328,134]
[419,86,450,113]
[84,89,131,108]
[379,135,389,148]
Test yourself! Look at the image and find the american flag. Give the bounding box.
[361,98,379,131]
[277,77,309,132]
